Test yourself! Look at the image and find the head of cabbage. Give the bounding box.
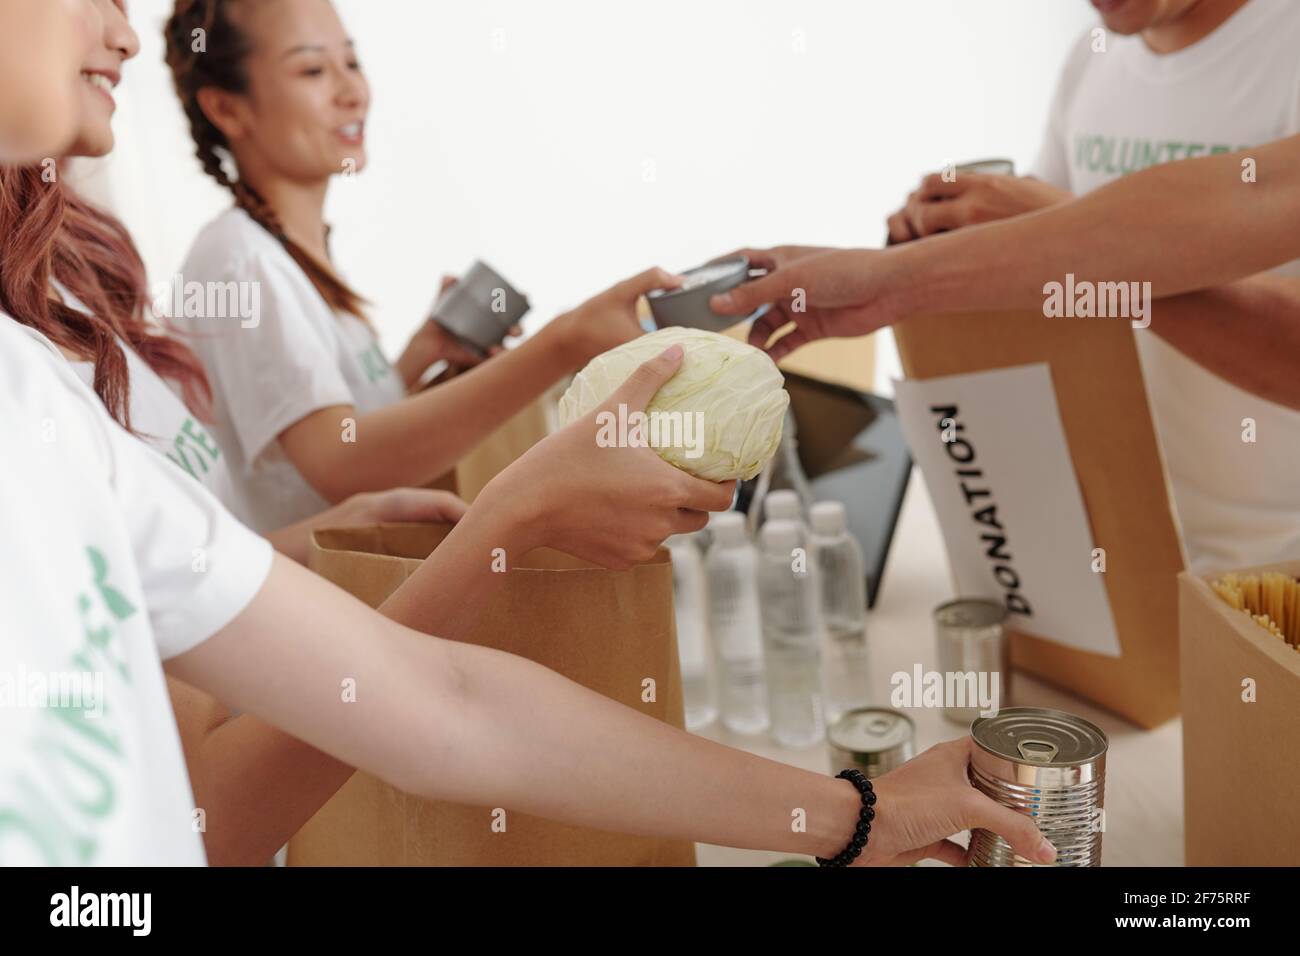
[558,327,789,481]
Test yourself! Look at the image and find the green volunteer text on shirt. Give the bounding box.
[358,343,393,385]
[1073,133,1248,177]
[1,548,138,864]
[166,417,221,480]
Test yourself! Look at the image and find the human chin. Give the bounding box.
[67,102,116,156]
[331,145,367,175]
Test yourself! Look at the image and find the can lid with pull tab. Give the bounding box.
[828,707,915,778]
[970,706,1107,767]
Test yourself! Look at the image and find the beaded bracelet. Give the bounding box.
[816,769,877,867]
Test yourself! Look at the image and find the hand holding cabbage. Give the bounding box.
[559,328,789,481]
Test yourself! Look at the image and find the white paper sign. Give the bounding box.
[894,364,1121,657]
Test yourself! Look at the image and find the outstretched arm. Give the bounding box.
[896,135,1300,311]
[170,554,1054,867]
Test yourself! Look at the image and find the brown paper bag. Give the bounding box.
[286,523,697,866]
[894,311,1185,729]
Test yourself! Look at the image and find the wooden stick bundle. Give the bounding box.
[1212,571,1300,649]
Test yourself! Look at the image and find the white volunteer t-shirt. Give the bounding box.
[1032,0,1300,573]
[55,287,238,506]
[174,208,407,532]
[0,316,273,865]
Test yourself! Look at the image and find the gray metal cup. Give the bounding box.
[956,158,1015,176]
[429,260,530,354]
[646,256,755,333]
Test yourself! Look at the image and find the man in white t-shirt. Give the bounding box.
[886,0,1300,573]
[0,319,273,865]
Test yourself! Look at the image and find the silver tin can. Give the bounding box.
[934,598,1009,725]
[968,707,1108,867]
[956,158,1015,176]
[827,707,915,779]
[430,260,530,354]
[646,256,752,333]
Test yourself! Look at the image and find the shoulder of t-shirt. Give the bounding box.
[0,316,116,473]
[182,206,299,283]
[1051,27,1100,115]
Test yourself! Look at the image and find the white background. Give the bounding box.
[75,0,1096,389]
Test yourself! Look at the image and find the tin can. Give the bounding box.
[827,707,915,779]
[968,707,1107,867]
[430,260,530,354]
[934,598,1009,725]
[646,256,754,333]
[956,158,1015,176]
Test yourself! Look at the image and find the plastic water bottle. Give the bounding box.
[758,519,826,748]
[705,513,769,735]
[748,411,816,534]
[764,488,804,526]
[810,501,870,722]
[667,533,718,730]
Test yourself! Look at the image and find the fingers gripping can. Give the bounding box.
[968,707,1107,867]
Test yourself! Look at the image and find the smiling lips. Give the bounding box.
[81,70,118,109]
[337,121,365,146]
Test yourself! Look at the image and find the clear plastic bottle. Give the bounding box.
[810,501,870,722]
[705,513,769,735]
[667,532,718,730]
[757,519,826,748]
[764,488,804,526]
[746,409,815,535]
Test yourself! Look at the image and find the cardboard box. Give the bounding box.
[894,311,1186,728]
[286,524,696,866]
[1180,562,1300,865]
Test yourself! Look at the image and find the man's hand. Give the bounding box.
[712,245,834,273]
[887,172,1073,244]
[710,248,904,362]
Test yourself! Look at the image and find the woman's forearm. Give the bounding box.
[379,497,529,641]
[172,558,863,861]
[897,135,1300,316]
[434,637,860,857]
[358,331,570,488]
[285,326,575,502]
[175,515,512,865]
[168,677,354,867]
[1149,275,1300,412]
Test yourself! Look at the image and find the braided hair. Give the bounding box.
[163,0,368,321]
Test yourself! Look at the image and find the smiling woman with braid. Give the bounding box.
[164,0,677,533]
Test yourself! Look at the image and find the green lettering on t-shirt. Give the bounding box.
[1073,132,1250,179]
[2,546,140,865]
[358,343,392,385]
[166,417,221,480]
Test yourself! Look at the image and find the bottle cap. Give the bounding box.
[765,490,801,522]
[711,511,747,545]
[810,500,846,535]
[760,518,801,554]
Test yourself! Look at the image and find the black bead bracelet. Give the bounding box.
[816,769,877,867]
